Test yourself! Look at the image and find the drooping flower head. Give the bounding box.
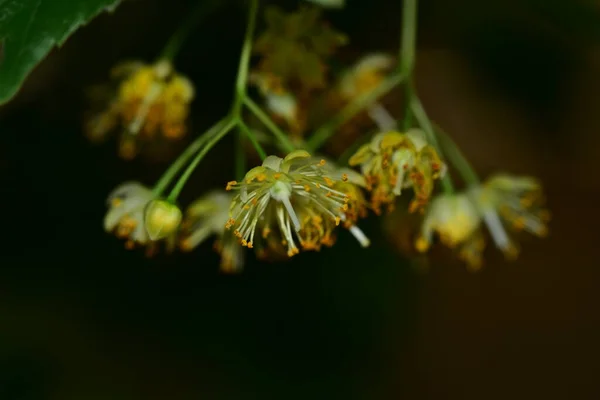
[225,150,352,257]
[349,129,444,214]
[472,174,550,259]
[86,59,195,159]
[415,193,484,269]
[104,181,177,255]
[180,191,244,273]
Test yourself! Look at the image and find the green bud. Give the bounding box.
[144,200,182,241]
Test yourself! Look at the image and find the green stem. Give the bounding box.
[401,83,413,130]
[434,125,480,186]
[232,0,259,115]
[244,97,296,152]
[306,72,405,151]
[399,0,417,132]
[152,117,228,196]
[410,94,455,193]
[235,132,246,181]
[399,0,417,76]
[159,0,224,61]
[238,120,267,160]
[167,117,237,202]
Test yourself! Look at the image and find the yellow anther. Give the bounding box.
[111,198,123,207]
[415,237,430,253]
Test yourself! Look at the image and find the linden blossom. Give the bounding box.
[224,150,372,257]
[471,174,550,260]
[415,192,485,269]
[103,181,178,256]
[179,190,245,273]
[225,150,349,254]
[85,59,195,159]
[349,129,444,214]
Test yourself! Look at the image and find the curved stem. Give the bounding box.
[159,0,224,61]
[244,97,296,152]
[232,0,259,115]
[306,72,404,151]
[238,120,267,160]
[434,125,480,186]
[152,117,228,196]
[167,117,237,202]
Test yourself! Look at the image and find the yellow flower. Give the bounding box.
[180,191,244,273]
[349,129,444,214]
[104,181,176,255]
[339,53,395,100]
[415,193,484,270]
[86,59,195,159]
[473,174,550,259]
[225,150,352,257]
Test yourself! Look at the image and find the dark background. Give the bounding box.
[1,0,600,398]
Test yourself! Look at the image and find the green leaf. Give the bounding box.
[0,0,122,105]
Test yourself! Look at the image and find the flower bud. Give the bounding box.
[144,200,182,241]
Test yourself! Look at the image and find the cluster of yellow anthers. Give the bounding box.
[349,129,444,215]
[86,59,195,159]
[225,150,370,257]
[415,174,550,270]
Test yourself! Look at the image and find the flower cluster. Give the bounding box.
[97,1,550,273]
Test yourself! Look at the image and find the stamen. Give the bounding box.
[348,225,371,248]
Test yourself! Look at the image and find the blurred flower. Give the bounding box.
[349,129,444,214]
[180,191,244,273]
[339,53,395,101]
[414,174,550,269]
[473,174,550,260]
[253,5,347,92]
[249,71,304,134]
[225,150,351,257]
[415,193,485,270]
[85,59,194,159]
[104,181,176,255]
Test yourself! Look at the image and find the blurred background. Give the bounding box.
[1,0,600,398]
